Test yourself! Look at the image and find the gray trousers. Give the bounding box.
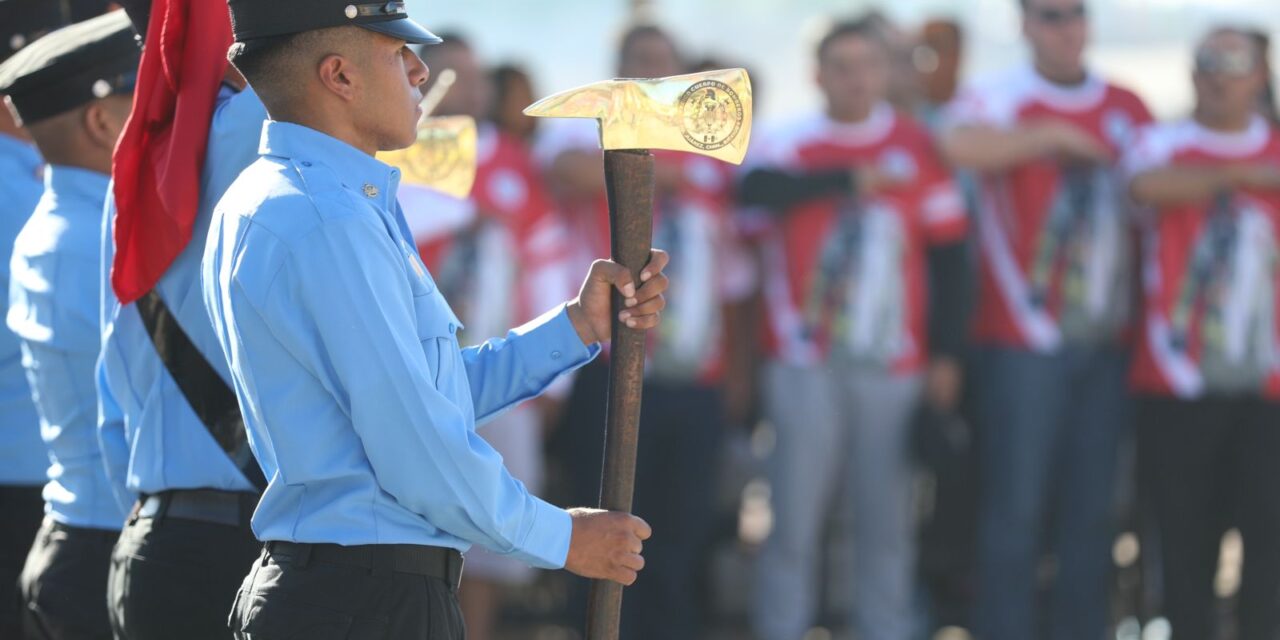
[751,362,923,640]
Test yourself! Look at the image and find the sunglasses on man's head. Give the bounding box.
[1031,4,1087,25]
[1195,49,1258,77]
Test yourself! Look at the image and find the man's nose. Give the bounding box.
[412,59,430,88]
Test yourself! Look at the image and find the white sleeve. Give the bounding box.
[1120,123,1176,181]
[943,79,1019,131]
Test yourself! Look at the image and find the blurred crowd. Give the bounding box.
[392,1,1280,639]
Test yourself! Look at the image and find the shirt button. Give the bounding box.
[551,350,562,360]
[447,323,456,334]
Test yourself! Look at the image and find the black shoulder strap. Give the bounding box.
[134,290,267,491]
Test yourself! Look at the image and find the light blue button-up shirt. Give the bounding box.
[0,133,47,486]
[202,121,596,569]
[97,86,268,511]
[9,165,126,529]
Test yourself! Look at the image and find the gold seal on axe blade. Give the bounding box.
[379,114,477,199]
[523,68,753,165]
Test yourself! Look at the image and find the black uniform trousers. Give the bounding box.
[1138,395,1280,640]
[106,491,262,640]
[228,542,465,639]
[1,485,46,638]
[18,518,117,639]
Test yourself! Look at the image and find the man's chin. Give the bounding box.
[381,130,419,153]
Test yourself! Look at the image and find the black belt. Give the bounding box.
[131,489,258,528]
[264,541,464,590]
[43,518,122,544]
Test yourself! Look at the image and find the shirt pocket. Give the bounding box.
[411,286,464,394]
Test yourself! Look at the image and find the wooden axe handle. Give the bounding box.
[586,149,654,640]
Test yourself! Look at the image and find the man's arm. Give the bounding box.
[459,305,599,424]
[96,354,134,514]
[940,122,1110,173]
[924,241,967,411]
[738,168,855,211]
[96,197,135,513]
[1129,164,1280,208]
[459,252,669,423]
[738,165,910,212]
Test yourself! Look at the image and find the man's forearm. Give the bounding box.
[738,168,855,211]
[1130,165,1250,208]
[941,125,1056,173]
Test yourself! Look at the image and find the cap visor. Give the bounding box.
[358,18,442,45]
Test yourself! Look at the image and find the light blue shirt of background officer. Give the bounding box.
[95,3,273,634]
[0,9,140,637]
[97,84,267,510]
[11,164,127,529]
[0,2,93,636]
[0,128,46,487]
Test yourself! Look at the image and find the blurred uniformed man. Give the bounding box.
[0,1,79,636]
[207,2,668,637]
[0,10,137,639]
[96,1,269,638]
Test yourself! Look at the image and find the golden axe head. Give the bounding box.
[523,68,753,165]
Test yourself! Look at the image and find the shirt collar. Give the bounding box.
[1024,64,1106,112]
[822,102,896,145]
[258,120,402,211]
[0,132,42,173]
[1187,114,1272,158]
[44,165,111,212]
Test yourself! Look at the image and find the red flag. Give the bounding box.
[110,0,231,303]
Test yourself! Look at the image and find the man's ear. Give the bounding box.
[83,99,128,151]
[318,53,358,102]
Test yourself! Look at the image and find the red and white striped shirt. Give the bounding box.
[1124,116,1280,399]
[947,66,1153,352]
[749,104,966,372]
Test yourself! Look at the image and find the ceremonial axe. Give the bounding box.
[524,68,753,639]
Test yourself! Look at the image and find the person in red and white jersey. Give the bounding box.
[739,17,967,640]
[1125,28,1280,640]
[534,24,743,640]
[938,1,1153,637]
[398,35,575,640]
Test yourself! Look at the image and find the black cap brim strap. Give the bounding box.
[358,17,441,46]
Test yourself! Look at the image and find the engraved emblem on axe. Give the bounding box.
[523,68,753,639]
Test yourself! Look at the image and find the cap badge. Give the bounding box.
[344,4,358,19]
[92,79,112,98]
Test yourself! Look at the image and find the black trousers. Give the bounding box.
[1,485,46,639]
[107,507,261,640]
[18,519,117,640]
[1138,395,1280,640]
[228,545,465,639]
[551,361,724,640]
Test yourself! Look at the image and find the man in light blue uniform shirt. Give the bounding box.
[0,9,137,638]
[213,1,667,637]
[95,3,270,638]
[0,1,80,636]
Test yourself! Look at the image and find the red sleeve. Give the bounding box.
[911,129,968,244]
